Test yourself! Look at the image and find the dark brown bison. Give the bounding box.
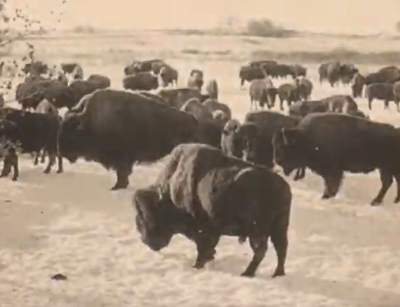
[133,143,292,277]
[87,74,111,89]
[351,73,366,98]
[15,79,73,110]
[187,69,204,91]
[273,113,400,205]
[295,77,313,100]
[124,59,165,75]
[202,98,232,121]
[123,72,158,91]
[58,89,199,190]
[22,61,49,77]
[239,65,265,88]
[158,65,178,87]
[61,63,84,80]
[321,94,359,114]
[289,100,368,119]
[365,67,400,86]
[277,83,300,111]
[205,79,219,100]
[221,111,304,179]
[0,108,63,177]
[365,83,396,111]
[157,88,206,109]
[289,64,307,78]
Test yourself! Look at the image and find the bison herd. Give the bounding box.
[0,56,400,278]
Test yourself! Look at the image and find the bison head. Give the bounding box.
[272,127,305,176]
[221,119,243,158]
[133,187,174,252]
[58,113,87,163]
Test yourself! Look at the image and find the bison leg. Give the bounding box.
[270,216,289,278]
[0,156,12,178]
[368,98,373,110]
[43,152,56,174]
[321,171,343,199]
[384,100,389,110]
[56,155,64,174]
[111,163,132,190]
[10,153,19,181]
[33,151,40,166]
[293,167,306,181]
[395,99,400,112]
[393,173,400,203]
[279,97,284,111]
[241,236,268,277]
[193,232,220,269]
[40,150,46,164]
[371,169,393,206]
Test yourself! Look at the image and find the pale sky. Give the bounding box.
[5,0,400,35]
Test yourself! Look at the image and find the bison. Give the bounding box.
[273,113,400,205]
[133,143,292,277]
[187,69,204,91]
[365,83,395,111]
[58,89,199,190]
[239,65,265,88]
[221,111,305,180]
[0,107,63,176]
[351,73,365,98]
[123,72,158,91]
[158,65,178,87]
[249,78,276,110]
[87,74,111,89]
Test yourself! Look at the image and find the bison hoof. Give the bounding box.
[192,262,206,270]
[12,177,18,181]
[111,184,128,191]
[394,197,400,204]
[43,169,51,174]
[370,200,382,206]
[56,170,63,174]
[272,269,285,278]
[322,194,332,200]
[240,271,255,278]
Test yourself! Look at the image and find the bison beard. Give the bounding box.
[133,143,292,278]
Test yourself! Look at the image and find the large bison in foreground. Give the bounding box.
[273,113,400,206]
[134,143,292,277]
[58,89,199,190]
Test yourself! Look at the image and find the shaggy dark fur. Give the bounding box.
[221,111,304,180]
[133,143,292,278]
[58,89,199,190]
[0,108,63,177]
[273,113,400,206]
[365,83,396,111]
[87,74,111,89]
[277,83,300,111]
[239,65,265,88]
[158,88,205,109]
[122,72,158,91]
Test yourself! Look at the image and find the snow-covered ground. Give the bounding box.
[0,34,400,307]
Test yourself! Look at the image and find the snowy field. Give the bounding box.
[0,32,400,307]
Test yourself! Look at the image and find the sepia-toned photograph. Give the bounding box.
[0,0,399,306]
